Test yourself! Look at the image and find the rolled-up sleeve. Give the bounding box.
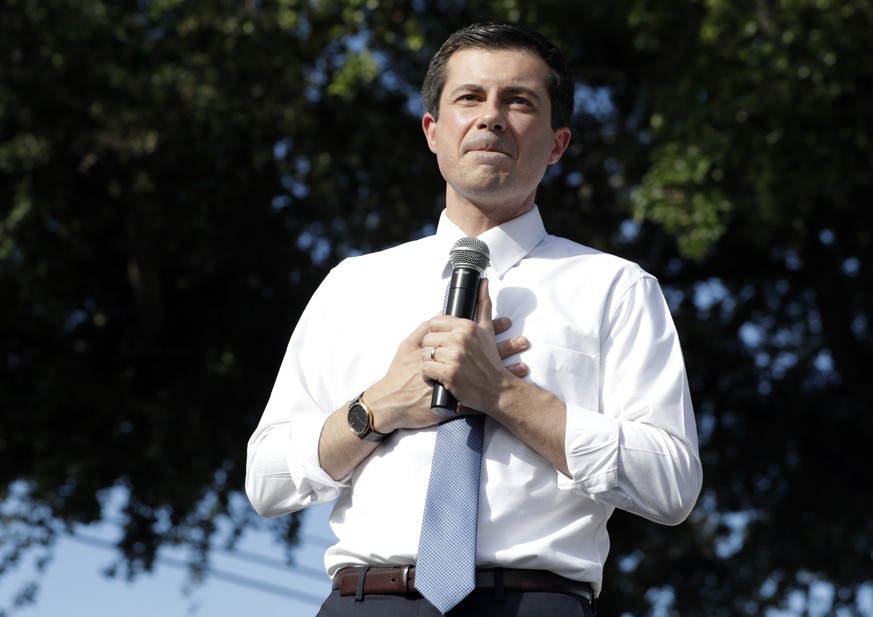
[246,407,348,518]
[560,275,702,525]
[245,271,351,518]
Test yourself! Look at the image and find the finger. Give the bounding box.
[493,316,511,335]
[477,278,493,331]
[425,313,457,334]
[401,320,433,351]
[496,334,529,360]
[421,325,455,355]
[423,343,440,364]
[505,361,529,378]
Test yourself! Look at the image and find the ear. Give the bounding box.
[548,127,572,165]
[422,112,439,154]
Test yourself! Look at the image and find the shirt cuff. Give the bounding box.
[559,404,620,497]
[287,412,350,503]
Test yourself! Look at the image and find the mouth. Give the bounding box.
[463,137,510,157]
[465,144,510,157]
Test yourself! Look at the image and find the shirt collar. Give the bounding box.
[434,206,547,279]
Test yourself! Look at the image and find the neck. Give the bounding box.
[444,188,535,236]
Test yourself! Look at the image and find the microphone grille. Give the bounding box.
[450,237,490,271]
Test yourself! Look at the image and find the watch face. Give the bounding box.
[348,404,370,436]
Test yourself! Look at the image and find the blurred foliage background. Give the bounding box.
[1,0,871,615]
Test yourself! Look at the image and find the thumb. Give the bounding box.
[477,278,494,331]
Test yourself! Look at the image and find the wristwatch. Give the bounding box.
[347,393,391,442]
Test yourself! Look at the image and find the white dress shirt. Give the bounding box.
[246,206,702,597]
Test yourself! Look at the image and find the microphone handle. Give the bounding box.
[431,267,481,416]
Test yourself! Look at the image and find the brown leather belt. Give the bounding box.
[332,566,593,603]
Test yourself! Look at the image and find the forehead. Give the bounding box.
[442,47,551,96]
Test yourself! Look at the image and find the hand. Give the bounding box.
[422,279,528,415]
[317,284,531,481]
[360,320,435,433]
[365,300,527,431]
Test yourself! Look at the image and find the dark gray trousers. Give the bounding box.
[315,588,595,617]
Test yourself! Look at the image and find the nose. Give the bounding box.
[477,100,505,131]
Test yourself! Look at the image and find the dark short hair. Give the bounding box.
[421,22,575,130]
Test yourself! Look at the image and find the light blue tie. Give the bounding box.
[416,415,484,614]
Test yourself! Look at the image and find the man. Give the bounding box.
[246,21,702,617]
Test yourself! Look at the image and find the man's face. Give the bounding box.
[422,47,570,221]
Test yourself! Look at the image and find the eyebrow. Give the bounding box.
[448,83,545,104]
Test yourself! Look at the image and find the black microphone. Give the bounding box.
[431,236,491,417]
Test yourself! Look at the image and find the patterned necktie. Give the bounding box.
[415,414,484,614]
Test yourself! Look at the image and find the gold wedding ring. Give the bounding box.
[430,346,438,361]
